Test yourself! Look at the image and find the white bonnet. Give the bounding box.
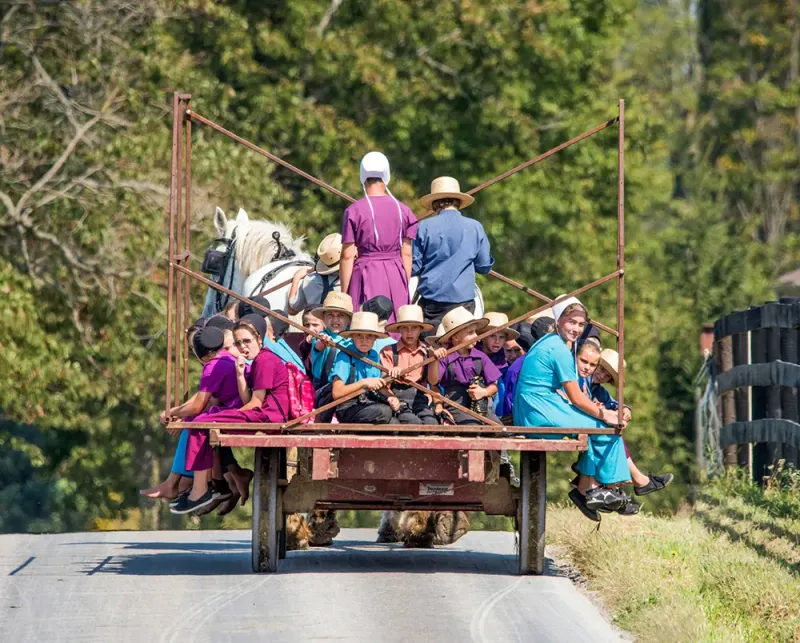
[359,151,391,186]
[551,295,586,322]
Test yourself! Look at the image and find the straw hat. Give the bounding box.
[528,307,554,323]
[312,291,354,319]
[418,176,475,210]
[439,307,490,344]
[315,233,342,276]
[552,295,587,322]
[360,151,391,185]
[386,304,434,333]
[482,312,520,340]
[425,323,446,347]
[341,311,389,339]
[598,348,627,386]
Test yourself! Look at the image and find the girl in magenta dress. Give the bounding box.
[339,152,418,323]
[176,315,289,514]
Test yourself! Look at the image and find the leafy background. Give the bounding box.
[1,0,797,531]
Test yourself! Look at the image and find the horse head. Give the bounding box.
[200,207,249,317]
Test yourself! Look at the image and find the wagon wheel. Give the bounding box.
[517,451,547,575]
[251,447,282,573]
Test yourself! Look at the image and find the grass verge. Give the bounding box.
[547,474,800,642]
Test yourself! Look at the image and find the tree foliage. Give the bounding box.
[1,0,795,530]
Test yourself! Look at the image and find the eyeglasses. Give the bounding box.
[506,347,524,354]
[234,337,255,348]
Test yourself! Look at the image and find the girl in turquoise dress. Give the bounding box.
[513,297,630,518]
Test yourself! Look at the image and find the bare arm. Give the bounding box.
[427,348,448,386]
[236,355,252,405]
[238,389,266,412]
[563,381,619,425]
[339,242,357,295]
[166,390,213,420]
[401,238,413,280]
[332,376,384,399]
[287,267,313,316]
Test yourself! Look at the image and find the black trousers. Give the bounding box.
[442,385,498,425]
[393,386,439,425]
[337,399,398,425]
[314,383,335,423]
[418,297,476,329]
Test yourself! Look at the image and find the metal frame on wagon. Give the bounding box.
[164,92,626,441]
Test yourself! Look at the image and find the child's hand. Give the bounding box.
[389,367,402,380]
[236,354,247,376]
[159,410,169,426]
[314,338,326,351]
[387,396,401,412]
[622,407,632,423]
[166,422,183,436]
[433,347,448,360]
[467,383,487,400]
[363,377,385,391]
[601,408,623,427]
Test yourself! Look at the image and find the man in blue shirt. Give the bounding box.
[413,176,494,328]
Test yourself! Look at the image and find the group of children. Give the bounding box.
[144,150,673,522]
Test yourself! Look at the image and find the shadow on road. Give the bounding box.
[74,537,565,578]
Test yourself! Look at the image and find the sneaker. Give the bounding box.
[616,501,640,516]
[168,489,190,507]
[209,480,232,502]
[568,488,600,522]
[585,486,628,512]
[634,473,674,496]
[170,489,216,515]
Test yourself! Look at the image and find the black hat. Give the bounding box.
[186,317,207,337]
[530,316,555,342]
[270,310,290,339]
[513,322,534,352]
[238,313,267,340]
[237,296,270,319]
[362,295,393,322]
[192,326,225,359]
[206,315,235,331]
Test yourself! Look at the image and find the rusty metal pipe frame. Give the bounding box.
[183,101,192,396]
[169,98,627,428]
[165,93,181,413]
[616,100,625,415]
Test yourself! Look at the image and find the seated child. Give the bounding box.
[381,304,438,425]
[502,317,549,418]
[428,307,501,425]
[361,295,398,352]
[330,312,398,425]
[480,312,520,415]
[577,344,673,499]
[311,292,355,421]
[166,326,242,514]
[175,315,290,514]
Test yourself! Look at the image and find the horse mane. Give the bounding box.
[234,219,309,276]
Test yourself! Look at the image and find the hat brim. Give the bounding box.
[315,258,340,276]
[440,318,490,344]
[418,191,475,210]
[340,328,389,339]
[385,320,435,333]
[598,357,620,386]
[485,325,520,340]
[311,305,353,319]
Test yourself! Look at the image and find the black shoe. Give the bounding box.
[569,475,579,489]
[616,501,640,516]
[571,461,580,476]
[634,473,674,496]
[170,490,216,515]
[209,480,232,502]
[585,486,628,512]
[168,489,190,507]
[568,488,600,522]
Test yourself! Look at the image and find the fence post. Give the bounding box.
[719,336,737,468]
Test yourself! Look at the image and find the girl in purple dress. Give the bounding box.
[175,315,290,514]
[339,152,418,323]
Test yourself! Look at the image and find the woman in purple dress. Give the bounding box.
[339,152,418,324]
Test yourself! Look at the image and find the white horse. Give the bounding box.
[201,207,315,318]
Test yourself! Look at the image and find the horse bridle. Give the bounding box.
[202,228,313,309]
[201,228,238,311]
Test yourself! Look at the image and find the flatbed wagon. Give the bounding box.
[176,422,597,574]
[163,92,627,576]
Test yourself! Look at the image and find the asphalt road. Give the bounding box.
[0,528,624,643]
